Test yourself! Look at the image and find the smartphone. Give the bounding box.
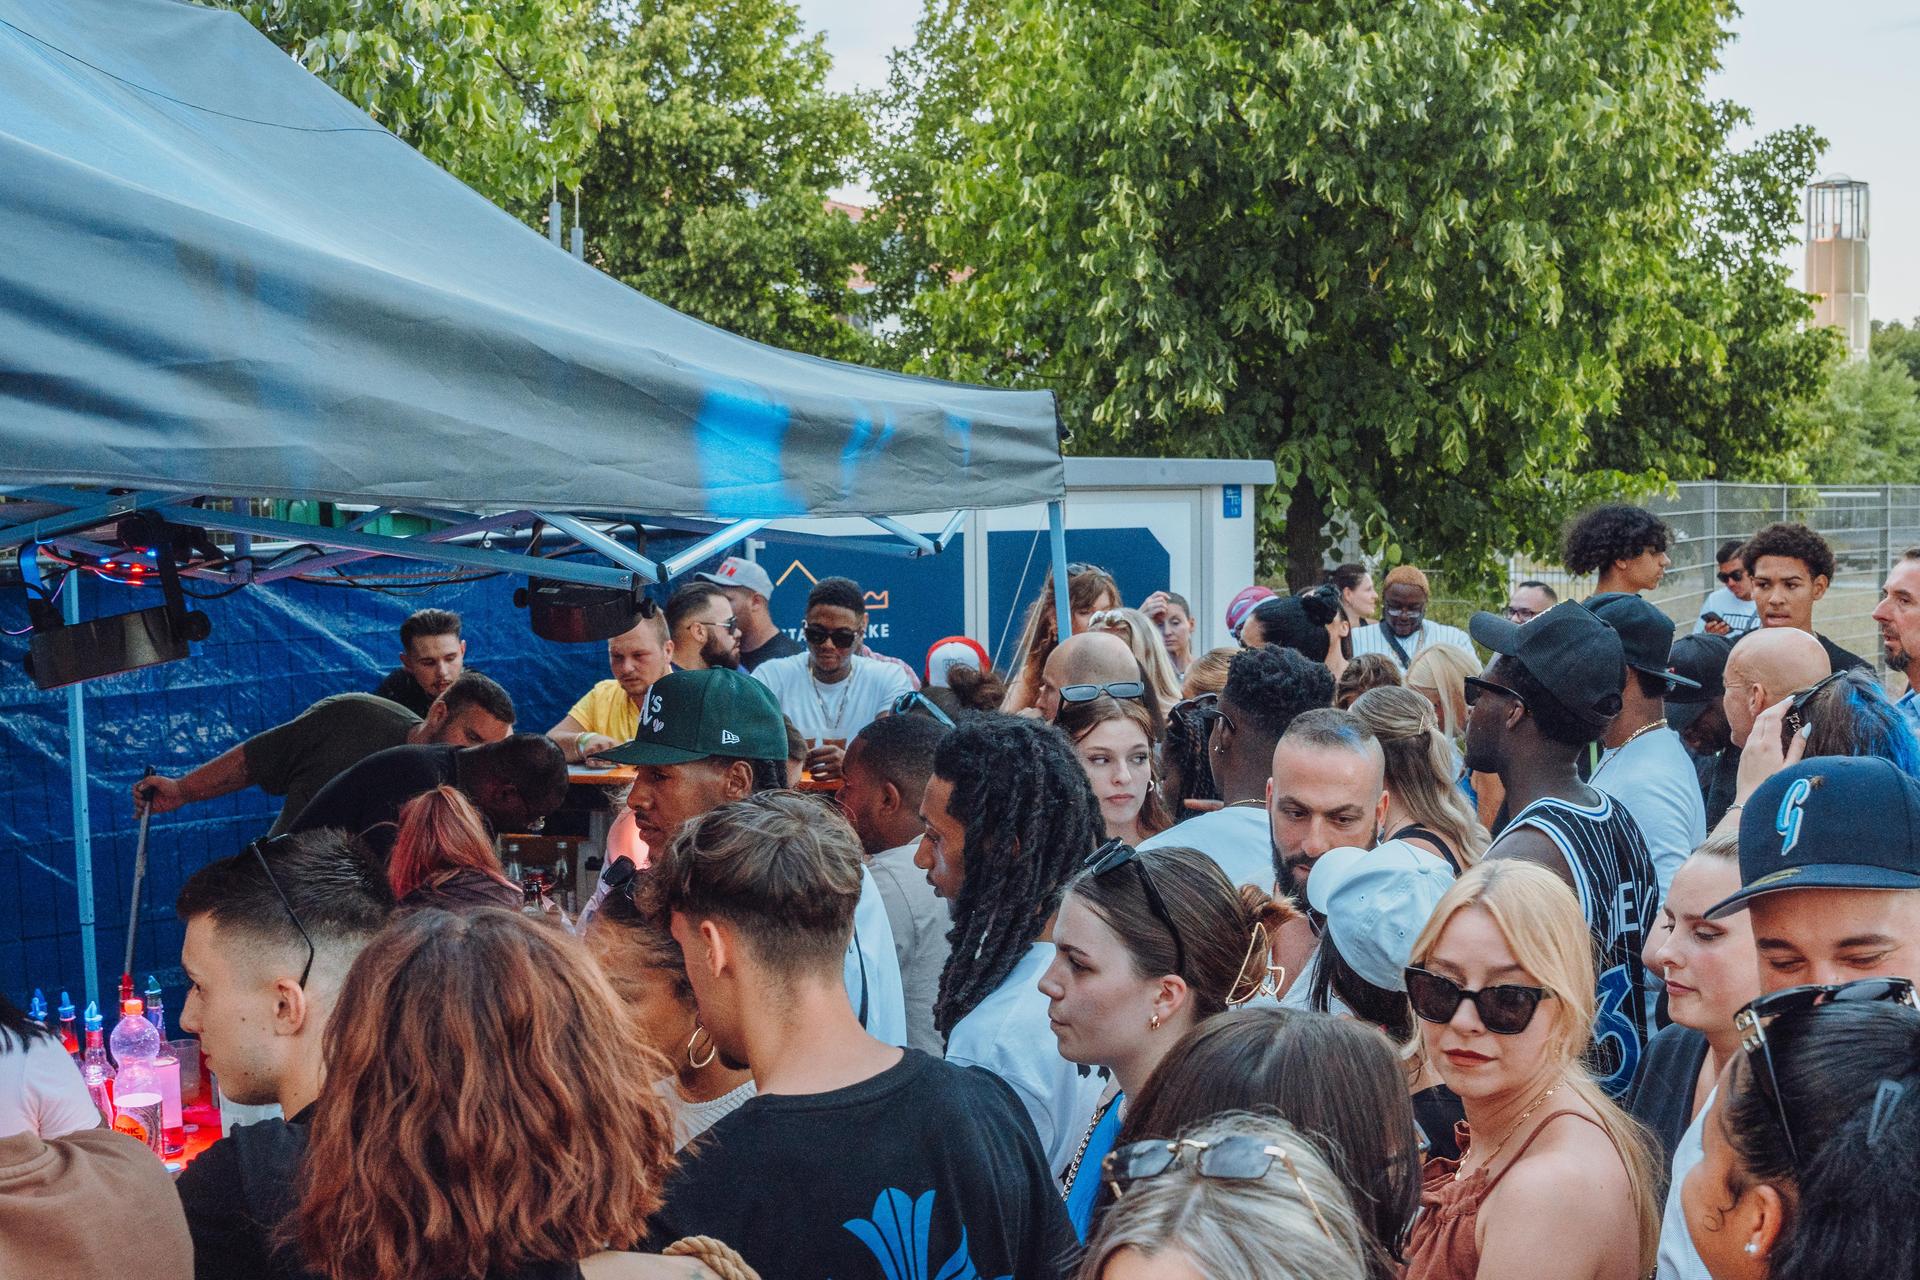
[1700,611,1724,627]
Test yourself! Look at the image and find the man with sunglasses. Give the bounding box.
[1467,603,1659,1098]
[1652,755,1920,1280]
[753,576,912,786]
[665,581,741,672]
[171,830,393,1280]
[1138,645,1334,893]
[1693,540,1758,637]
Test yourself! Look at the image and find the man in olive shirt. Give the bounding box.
[133,672,515,835]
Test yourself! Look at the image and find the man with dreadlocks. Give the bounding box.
[915,714,1109,1176]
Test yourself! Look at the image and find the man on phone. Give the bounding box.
[1694,540,1759,637]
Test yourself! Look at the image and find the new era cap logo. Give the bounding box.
[721,729,740,745]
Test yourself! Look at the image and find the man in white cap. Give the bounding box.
[697,556,803,673]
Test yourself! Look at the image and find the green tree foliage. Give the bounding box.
[1871,318,1920,385]
[1802,355,1920,485]
[214,0,613,210]
[879,0,1768,587]
[575,0,875,360]
[1590,113,1842,486]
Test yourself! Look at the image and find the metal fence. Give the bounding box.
[1494,482,1920,673]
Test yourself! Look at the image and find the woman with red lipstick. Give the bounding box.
[1038,843,1293,1241]
[1626,832,1758,1166]
[1401,861,1661,1280]
[1059,697,1169,844]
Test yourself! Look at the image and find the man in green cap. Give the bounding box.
[597,668,907,1046]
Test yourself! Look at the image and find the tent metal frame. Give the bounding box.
[2,484,1072,1003]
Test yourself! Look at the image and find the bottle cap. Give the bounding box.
[58,991,75,1019]
[121,998,144,1017]
[84,1001,102,1033]
[28,990,46,1020]
[145,975,161,1000]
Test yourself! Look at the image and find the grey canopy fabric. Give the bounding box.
[0,0,1063,520]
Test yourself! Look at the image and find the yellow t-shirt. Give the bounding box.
[568,678,640,744]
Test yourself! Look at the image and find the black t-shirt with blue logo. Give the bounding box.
[645,1049,1075,1280]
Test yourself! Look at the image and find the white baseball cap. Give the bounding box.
[1304,840,1456,992]
[694,556,774,600]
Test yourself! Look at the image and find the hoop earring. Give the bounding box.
[687,1024,717,1070]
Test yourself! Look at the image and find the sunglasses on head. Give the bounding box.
[1085,840,1186,977]
[1735,977,1919,1167]
[1781,669,1849,738]
[1462,675,1529,713]
[804,624,861,649]
[1405,966,1554,1035]
[889,690,955,727]
[246,835,316,989]
[1102,1136,1335,1238]
[1059,680,1146,705]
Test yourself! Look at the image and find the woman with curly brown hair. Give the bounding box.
[1001,563,1120,713]
[294,909,718,1280]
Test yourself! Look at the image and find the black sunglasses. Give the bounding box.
[1102,1136,1334,1238]
[1735,977,1919,1168]
[1085,840,1186,978]
[1781,669,1849,739]
[1463,676,1528,713]
[247,836,315,989]
[1717,568,1748,584]
[1059,680,1146,705]
[1405,966,1554,1035]
[804,624,860,649]
[890,690,955,728]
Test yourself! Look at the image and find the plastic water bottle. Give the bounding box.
[143,977,184,1153]
[79,1002,115,1126]
[27,989,47,1027]
[57,992,79,1059]
[109,998,165,1157]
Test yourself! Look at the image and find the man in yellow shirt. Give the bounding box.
[546,604,674,762]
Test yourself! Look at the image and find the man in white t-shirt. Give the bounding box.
[1693,540,1760,637]
[1349,565,1475,670]
[753,576,912,786]
[1656,756,1920,1279]
[1140,645,1335,893]
[1587,593,1707,899]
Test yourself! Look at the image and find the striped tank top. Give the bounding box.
[1506,793,1660,1096]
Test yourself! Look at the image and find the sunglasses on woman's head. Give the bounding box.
[1735,977,1919,1168]
[1102,1136,1335,1238]
[1404,966,1554,1035]
[889,690,955,727]
[1084,840,1186,977]
[804,624,860,649]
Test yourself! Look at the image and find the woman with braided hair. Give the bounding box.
[916,713,1110,1175]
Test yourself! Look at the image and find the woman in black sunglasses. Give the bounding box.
[1681,995,1920,1279]
[1038,842,1294,1239]
[1401,861,1661,1280]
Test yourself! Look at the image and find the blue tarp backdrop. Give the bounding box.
[0,560,632,1015]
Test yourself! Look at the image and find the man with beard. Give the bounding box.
[1465,603,1659,1096]
[1348,565,1474,672]
[1264,707,1388,1006]
[1871,547,1920,738]
[667,582,742,672]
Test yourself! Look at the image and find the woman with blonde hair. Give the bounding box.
[1089,606,1184,710]
[295,909,719,1280]
[1002,563,1120,713]
[1084,1112,1373,1280]
[1400,860,1660,1280]
[1404,643,1503,828]
[1350,686,1488,870]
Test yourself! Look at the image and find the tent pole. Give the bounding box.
[1047,498,1072,641]
[63,572,100,1007]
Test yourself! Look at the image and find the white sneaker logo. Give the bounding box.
[721,729,740,745]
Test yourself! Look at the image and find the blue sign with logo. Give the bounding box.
[750,534,967,679]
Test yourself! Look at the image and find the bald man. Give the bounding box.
[1035,631,1152,725]
[1722,628,1831,749]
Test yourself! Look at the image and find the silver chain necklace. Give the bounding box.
[808,659,854,736]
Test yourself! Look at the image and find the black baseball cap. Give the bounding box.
[599,668,787,766]
[1583,593,1699,691]
[1664,632,1734,731]
[1709,756,1920,917]
[1468,602,1625,730]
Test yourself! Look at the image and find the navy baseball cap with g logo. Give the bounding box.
[1708,756,1920,918]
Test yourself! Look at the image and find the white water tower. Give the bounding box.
[1805,175,1870,362]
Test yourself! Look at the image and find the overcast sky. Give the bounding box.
[791,0,1920,324]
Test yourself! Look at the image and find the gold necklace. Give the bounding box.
[1615,718,1668,750]
[1456,1084,1558,1181]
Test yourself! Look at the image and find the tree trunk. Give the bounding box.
[1284,472,1326,592]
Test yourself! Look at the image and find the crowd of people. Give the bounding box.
[7,504,1920,1280]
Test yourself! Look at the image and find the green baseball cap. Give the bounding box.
[599,668,787,766]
